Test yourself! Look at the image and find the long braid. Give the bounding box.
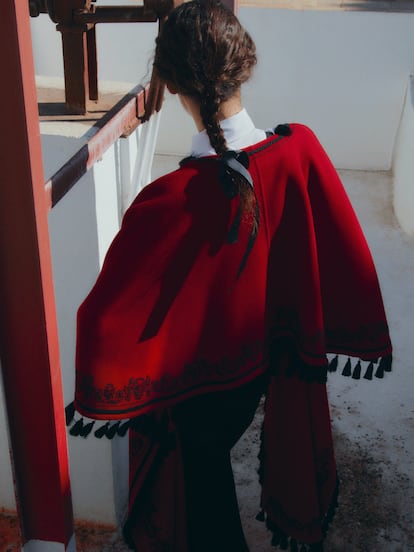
[154,0,259,274]
[199,87,227,156]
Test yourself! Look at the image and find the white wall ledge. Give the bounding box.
[392,75,414,239]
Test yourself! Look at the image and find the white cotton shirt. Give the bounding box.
[190,109,266,157]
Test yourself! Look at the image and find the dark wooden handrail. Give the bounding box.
[44,83,148,209]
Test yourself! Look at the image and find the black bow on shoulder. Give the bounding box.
[219,150,253,199]
[218,150,259,278]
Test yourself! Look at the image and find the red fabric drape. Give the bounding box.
[75,124,392,547]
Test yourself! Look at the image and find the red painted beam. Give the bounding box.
[0,0,74,547]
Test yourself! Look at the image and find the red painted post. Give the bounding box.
[58,23,90,114]
[87,25,98,102]
[0,0,74,549]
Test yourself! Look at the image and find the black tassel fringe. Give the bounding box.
[330,354,392,382]
[381,354,392,372]
[375,354,393,378]
[94,422,110,439]
[328,355,338,373]
[363,361,374,380]
[106,421,121,439]
[69,418,84,437]
[65,402,75,426]
[263,517,327,551]
[257,476,340,551]
[118,420,131,437]
[80,420,95,437]
[64,401,136,439]
[64,403,180,443]
[64,354,392,439]
[351,360,361,379]
[341,357,352,377]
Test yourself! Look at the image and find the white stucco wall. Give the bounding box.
[46,140,123,524]
[30,9,414,169]
[157,9,414,170]
[393,75,414,238]
[45,116,155,524]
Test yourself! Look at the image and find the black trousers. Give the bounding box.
[173,376,265,552]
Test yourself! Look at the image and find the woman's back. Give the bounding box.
[74,2,392,550]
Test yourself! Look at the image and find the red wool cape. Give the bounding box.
[75,124,392,548]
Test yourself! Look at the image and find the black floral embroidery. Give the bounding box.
[75,308,391,419]
[77,339,266,414]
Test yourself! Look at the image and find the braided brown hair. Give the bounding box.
[153,0,257,156]
[154,0,259,274]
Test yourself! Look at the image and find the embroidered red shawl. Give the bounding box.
[74,124,392,548]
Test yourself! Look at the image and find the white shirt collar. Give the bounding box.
[190,109,266,157]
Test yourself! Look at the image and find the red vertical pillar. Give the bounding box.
[87,25,98,102]
[0,0,74,549]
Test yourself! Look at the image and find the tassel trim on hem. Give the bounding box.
[328,354,392,381]
[256,476,340,551]
[270,335,392,385]
[66,353,393,439]
[65,404,175,440]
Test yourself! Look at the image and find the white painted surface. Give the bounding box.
[22,541,65,552]
[46,132,138,524]
[393,75,414,238]
[47,150,116,524]
[117,112,162,217]
[22,534,75,552]
[93,145,121,267]
[0,366,17,511]
[67,534,76,552]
